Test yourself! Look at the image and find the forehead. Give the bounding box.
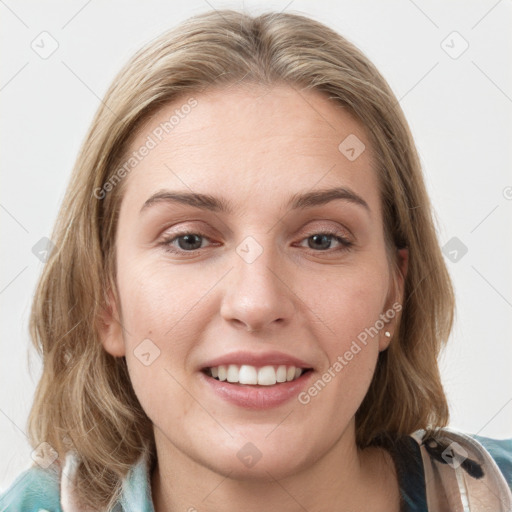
[119,83,380,215]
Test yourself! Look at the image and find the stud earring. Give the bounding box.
[384,331,391,338]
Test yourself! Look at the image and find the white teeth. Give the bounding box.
[276,365,287,383]
[227,364,239,383]
[258,366,277,386]
[218,365,227,381]
[207,364,306,385]
[239,365,258,385]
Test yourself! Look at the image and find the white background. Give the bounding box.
[1,0,511,491]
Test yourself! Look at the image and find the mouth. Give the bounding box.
[202,364,313,386]
[199,351,315,408]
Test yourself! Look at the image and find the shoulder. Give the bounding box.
[470,433,512,487]
[0,451,154,512]
[0,463,62,512]
[413,427,512,498]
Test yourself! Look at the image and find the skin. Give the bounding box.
[99,83,408,512]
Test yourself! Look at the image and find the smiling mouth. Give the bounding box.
[203,364,313,386]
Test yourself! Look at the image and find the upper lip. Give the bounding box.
[201,350,313,370]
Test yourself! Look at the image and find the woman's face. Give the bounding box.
[100,84,405,479]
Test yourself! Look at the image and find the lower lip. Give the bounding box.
[200,371,313,410]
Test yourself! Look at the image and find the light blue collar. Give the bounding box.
[117,452,155,512]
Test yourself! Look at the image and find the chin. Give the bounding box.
[191,435,315,482]
[209,454,309,482]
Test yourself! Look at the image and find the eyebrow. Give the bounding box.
[140,186,370,215]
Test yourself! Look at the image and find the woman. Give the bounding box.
[1,9,511,512]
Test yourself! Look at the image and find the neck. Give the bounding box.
[150,426,400,512]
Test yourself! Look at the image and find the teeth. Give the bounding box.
[207,364,306,385]
[218,365,227,381]
[227,364,239,383]
[258,366,276,386]
[239,365,258,385]
[276,365,287,383]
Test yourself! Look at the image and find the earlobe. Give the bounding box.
[97,289,126,358]
[379,330,393,352]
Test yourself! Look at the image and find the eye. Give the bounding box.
[161,232,212,254]
[298,232,353,252]
[159,230,353,255]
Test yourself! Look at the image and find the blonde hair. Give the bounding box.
[27,9,454,510]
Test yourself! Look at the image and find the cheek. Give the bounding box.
[295,284,385,443]
[296,262,389,411]
[305,261,390,344]
[116,255,191,334]
[115,259,205,417]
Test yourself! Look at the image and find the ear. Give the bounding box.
[379,247,409,352]
[97,288,126,357]
[395,248,409,300]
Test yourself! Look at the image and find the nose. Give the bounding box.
[219,241,296,334]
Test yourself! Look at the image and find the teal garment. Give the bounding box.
[1,431,511,511]
[474,434,512,487]
[0,454,154,512]
[0,465,62,512]
[393,433,512,511]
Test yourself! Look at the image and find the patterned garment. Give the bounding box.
[1,428,511,511]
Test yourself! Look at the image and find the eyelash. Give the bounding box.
[159,230,354,256]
